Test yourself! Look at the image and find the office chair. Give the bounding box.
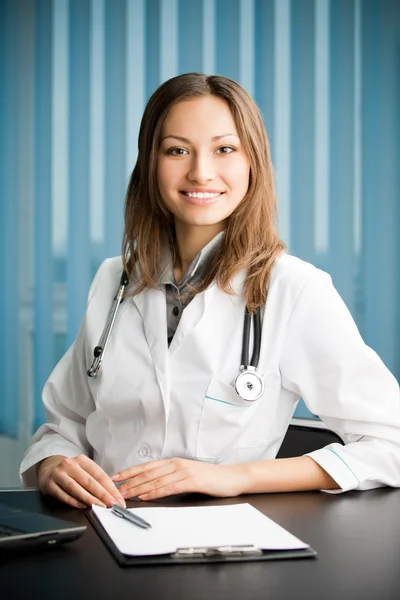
[276,418,344,458]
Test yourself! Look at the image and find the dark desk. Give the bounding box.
[1,488,400,600]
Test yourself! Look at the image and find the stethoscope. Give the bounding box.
[87,271,264,402]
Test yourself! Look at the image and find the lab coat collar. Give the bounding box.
[132,287,168,362]
[132,281,218,359]
[158,231,225,286]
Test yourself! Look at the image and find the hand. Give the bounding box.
[37,454,126,509]
[111,458,246,501]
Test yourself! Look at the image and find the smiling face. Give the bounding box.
[157,95,251,236]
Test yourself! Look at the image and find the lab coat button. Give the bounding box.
[173,306,179,316]
[139,446,151,458]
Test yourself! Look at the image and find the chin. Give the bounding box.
[183,217,226,227]
[177,208,230,227]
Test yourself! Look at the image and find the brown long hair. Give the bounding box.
[122,73,285,312]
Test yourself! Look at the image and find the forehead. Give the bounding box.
[161,95,239,138]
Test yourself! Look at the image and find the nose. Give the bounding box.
[187,152,215,184]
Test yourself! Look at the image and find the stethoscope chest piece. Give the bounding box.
[235,366,264,402]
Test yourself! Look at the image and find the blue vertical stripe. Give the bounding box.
[146,0,161,99]
[178,0,203,74]
[126,0,146,175]
[0,0,19,436]
[17,0,36,441]
[353,0,362,258]
[33,0,53,431]
[290,0,317,420]
[67,0,91,344]
[202,0,215,74]
[393,0,400,374]
[254,0,275,154]
[160,0,178,81]
[361,1,380,353]
[328,0,355,313]
[290,0,315,264]
[273,0,291,245]
[361,0,400,372]
[351,0,363,335]
[90,0,105,268]
[52,0,69,281]
[239,0,255,97]
[104,0,127,258]
[314,0,330,263]
[215,0,240,80]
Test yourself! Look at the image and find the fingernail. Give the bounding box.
[77,502,87,509]
[95,501,107,508]
[112,473,120,481]
[118,497,126,507]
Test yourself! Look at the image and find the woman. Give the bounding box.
[20,73,400,510]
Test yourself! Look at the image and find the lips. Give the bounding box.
[179,190,225,205]
[181,191,223,200]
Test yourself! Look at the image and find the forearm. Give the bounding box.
[236,456,339,494]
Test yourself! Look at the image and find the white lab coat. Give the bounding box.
[20,254,400,493]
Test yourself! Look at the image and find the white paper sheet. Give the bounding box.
[92,503,309,556]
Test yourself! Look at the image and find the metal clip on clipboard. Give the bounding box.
[172,545,263,558]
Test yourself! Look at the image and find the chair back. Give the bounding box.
[277,423,344,458]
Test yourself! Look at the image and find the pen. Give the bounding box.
[111,504,152,529]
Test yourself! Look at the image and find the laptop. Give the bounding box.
[0,502,86,550]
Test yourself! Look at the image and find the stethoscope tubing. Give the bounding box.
[87,270,264,402]
[241,308,261,368]
[87,272,128,377]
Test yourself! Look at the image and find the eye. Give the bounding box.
[216,146,235,155]
[166,147,189,156]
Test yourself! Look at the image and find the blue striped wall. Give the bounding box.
[0,0,399,435]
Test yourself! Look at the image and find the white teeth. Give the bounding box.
[185,192,221,199]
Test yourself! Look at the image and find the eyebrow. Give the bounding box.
[160,133,240,143]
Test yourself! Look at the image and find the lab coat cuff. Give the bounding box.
[306,445,360,494]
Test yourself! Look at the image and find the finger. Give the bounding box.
[121,470,185,500]
[118,463,176,497]
[112,459,170,482]
[53,459,121,508]
[46,478,104,509]
[75,456,126,506]
[138,477,190,501]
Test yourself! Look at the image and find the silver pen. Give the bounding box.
[111,504,152,529]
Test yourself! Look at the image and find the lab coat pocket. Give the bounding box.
[196,377,270,460]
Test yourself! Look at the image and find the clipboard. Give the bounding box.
[86,509,317,566]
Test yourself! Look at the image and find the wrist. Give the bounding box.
[226,462,254,496]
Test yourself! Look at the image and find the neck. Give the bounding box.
[173,221,225,282]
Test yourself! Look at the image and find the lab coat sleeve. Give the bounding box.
[19,261,108,487]
[280,271,400,493]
